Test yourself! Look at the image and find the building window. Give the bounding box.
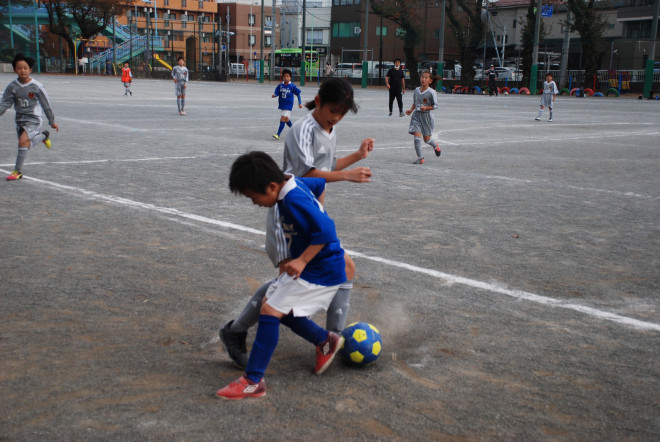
[396,27,406,37]
[265,35,272,47]
[332,22,360,38]
[182,21,187,29]
[164,0,169,5]
[376,26,387,36]
[306,29,323,45]
[433,29,440,39]
[513,19,516,29]
[199,0,204,9]
[248,14,255,25]
[182,0,186,7]
[249,34,256,46]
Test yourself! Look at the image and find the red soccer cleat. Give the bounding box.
[6,170,22,181]
[314,332,344,375]
[216,376,266,400]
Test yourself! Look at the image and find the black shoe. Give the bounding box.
[220,320,249,369]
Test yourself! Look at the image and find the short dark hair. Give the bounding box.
[282,68,292,77]
[12,53,34,69]
[305,77,359,115]
[546,72,553,78]
[229,151,285,195]
[394,58,401,63]
[177,57,184,61]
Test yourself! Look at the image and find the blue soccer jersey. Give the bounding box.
[274,82,302,111]
[277,176,346,286]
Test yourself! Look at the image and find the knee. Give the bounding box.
[344,254,356,280]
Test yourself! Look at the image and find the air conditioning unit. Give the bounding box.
[354,27,361,35]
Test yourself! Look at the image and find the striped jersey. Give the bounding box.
[542,80,559,95]
[0,78,55,126]
[274,81,302,111]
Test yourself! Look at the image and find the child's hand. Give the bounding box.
[358,138,375,157]
[51,123,59,132]
[174,79,177,83]
[272,94,277,98]
[299,104,303,108]
[284,259,306,279]
[183,84,187,89]
[406,109,412,116]
[344,166,372,183]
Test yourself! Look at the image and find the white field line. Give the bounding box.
[4,168,659,333]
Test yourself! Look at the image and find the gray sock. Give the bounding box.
[15,147,28,171]
[414,137,423,158]
[549,109,553,119]
[177,98,181,111]
[426,138,438,150]
[537,108,543,118]
[181,98,185,110]
[229,281,272,333]
[326,280,353,332]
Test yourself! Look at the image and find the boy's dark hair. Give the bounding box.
[229,151,285,195]
[546,72,553,78]
[12,53,34,69]
[394,58,401,63]
[282,68,292,77]
[178,56,184,61]
[305,77,359,115]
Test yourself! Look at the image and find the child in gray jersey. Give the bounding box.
[406,70,440,165]
[172,57,189,115]
[220,78,375,368]
[535,73,559,121]
[0,53,58,181]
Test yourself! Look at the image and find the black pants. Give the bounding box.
[489,79,498,96]
[389,89,403,113]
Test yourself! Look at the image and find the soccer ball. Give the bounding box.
[339,322,382,367]
[504,91,509,95]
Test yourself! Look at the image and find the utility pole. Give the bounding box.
[482,0,489,87]
[260,0,265,83]
[642,0,659,98]
[530,0,542,94]
[362,0,369,88]
[437,0,446,90]
[559,9,571,88]
[301,0,306,85]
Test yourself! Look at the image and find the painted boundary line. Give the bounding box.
[5,169,660,333]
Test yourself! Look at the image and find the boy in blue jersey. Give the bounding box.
[217,151,346,400]
[272,69,302,140]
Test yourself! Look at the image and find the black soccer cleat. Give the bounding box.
[220,320,249,369]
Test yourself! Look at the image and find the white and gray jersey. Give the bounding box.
[540,80,559,107]
[0,78,55,127]
[412,86,438,112]
[172,65,189,83]
[542,80,558,95]
[265,112,338,266]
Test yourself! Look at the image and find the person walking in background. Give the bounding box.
[385,58,406,117]
[121,62,133,96]
[488,65,499,96]
[172,57,189,115]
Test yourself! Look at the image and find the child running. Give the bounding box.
[535,73,558,122]
[121,62,133,96]
[172,57,189,115]
[406,69,441,164]
[272,68,302,140]
[0,53,59,181]
[220,78,374,369]
[217,151,346,400]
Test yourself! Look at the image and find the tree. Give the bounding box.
[567,0,607,89]
[370,0,425,87]
[40,0,132,64]
[445,0,485,89]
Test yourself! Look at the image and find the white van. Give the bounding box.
[230,63,245,75]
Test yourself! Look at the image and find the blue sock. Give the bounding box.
[245,315,280,383]
[277,121,285,135]
[280,314,328,346]
[286,120,292,127]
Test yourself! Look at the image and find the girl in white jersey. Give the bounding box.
[220,78,375,369]
[406,70,441,164]
[0,53,59,181]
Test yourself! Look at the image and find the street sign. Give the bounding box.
[541,5,553,17]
